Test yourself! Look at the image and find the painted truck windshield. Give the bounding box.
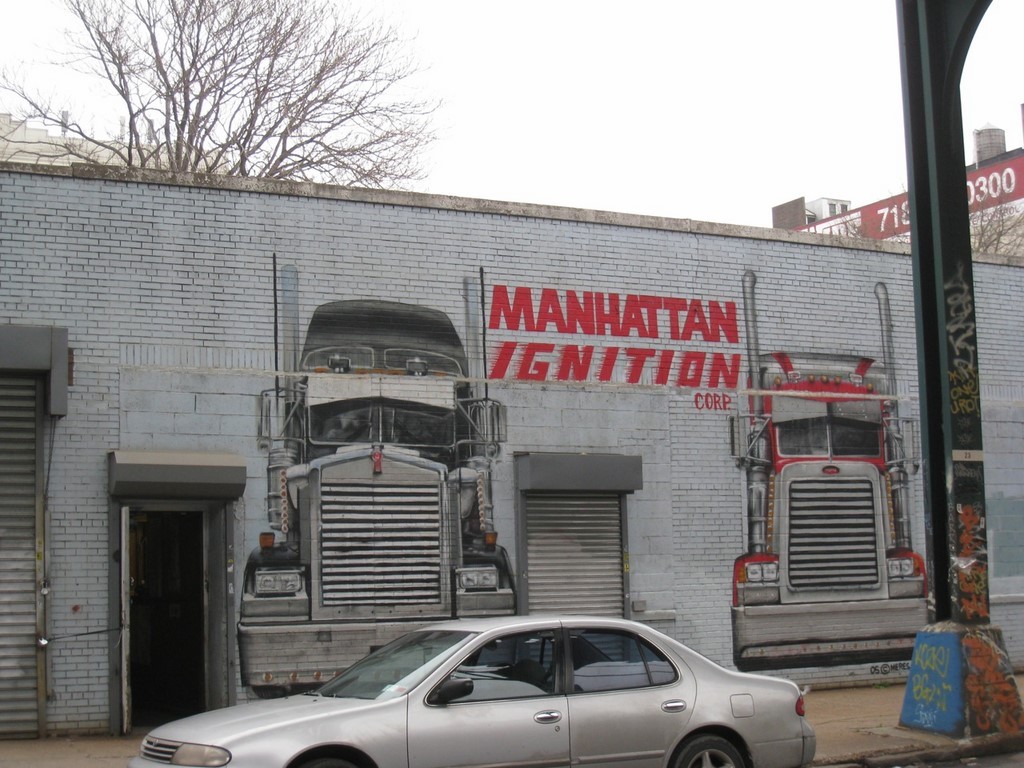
[310,399,456,447]
[774,398,882,458]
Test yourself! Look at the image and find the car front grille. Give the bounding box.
[141,736,181,764]
[787,477,880,589]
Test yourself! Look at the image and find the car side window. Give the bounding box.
[570,629,679,693]
[447,630,559,701]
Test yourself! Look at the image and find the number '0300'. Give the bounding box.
[967,167,1016,205]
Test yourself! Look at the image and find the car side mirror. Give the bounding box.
[429,676,474,705]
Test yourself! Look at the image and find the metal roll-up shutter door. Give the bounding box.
[0,377,41,738]
[525,492,624,617]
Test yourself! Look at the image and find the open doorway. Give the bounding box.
[128,509,206,726]
[109,449,243,734]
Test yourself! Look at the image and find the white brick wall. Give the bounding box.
[3,165,1024,731]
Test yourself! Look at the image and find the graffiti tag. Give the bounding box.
[912,672,952,711]
[963,633,1024,734]
[944,263,988,624]
[945,264,977,378]
[949,366,980,417]
[900,634,964,736]
[914,642,952,676]
[955,504,989,621]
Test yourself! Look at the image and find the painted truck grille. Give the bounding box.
[787,478,880,590]
[320,481,441,605]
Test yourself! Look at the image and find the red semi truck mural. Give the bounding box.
[239,290,514,697]
[730,270,930,671]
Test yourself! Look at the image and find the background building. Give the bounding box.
[773,107,1024,265]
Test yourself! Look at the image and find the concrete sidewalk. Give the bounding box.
[804,679,1024,766]
[1,680,1023,768]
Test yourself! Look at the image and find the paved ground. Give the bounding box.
[1,678,1023,767]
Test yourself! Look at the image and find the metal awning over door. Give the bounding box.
[0,377,42,738]
[524,493,624,617]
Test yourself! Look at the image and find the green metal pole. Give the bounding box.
[898,0,988,626]
[897,0,1023,737]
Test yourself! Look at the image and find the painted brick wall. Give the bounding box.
[3,165,1024,729]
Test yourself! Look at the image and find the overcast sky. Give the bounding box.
[2,0,1020,228]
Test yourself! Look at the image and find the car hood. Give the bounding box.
[145,693,398,747]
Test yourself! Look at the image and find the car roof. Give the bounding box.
[418,614,658,635]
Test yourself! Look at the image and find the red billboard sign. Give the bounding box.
[800,153,1024,240]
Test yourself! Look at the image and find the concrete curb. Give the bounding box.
[818,731,1024,767]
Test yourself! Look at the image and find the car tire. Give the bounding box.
[298,759,358,768]
[672,734,747,768]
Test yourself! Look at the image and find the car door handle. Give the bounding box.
[534,710,563,724]
[662,700,687,713]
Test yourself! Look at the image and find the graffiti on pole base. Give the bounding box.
[963,631,1024,735]
[900,632,964,736]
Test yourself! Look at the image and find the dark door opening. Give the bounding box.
[129,509,205,726]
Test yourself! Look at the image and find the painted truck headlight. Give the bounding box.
[733,554,780,607]
[887,558,915,578]
[458,565,499,591]
[254,568,303,596]
[886,549,926,598]
[745,561,778,582]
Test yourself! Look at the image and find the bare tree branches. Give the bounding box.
[1,0,434,186]
[970,202,1024,261]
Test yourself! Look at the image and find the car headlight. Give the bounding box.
[745,563,763,581]
[458,565,498,590]
[254,568,303,595]
[171,743,231,766]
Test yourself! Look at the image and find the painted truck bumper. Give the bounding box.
[238,620,425,695]
[732,597,929,671]
[239,589,514,696]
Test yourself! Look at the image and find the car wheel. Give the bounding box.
[673,735,747,768]
[298,759,358,768]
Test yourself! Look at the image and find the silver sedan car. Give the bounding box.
[129,615,814,768]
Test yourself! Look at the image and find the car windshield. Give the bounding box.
[315,630,475,700]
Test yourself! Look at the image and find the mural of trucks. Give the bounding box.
[730,270,930,671]
[239,290,514,697]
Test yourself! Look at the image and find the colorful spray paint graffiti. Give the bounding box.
[955,503,989,622]
[900,628,1024,736]
[900,631,964,736]
[945,263,991,626]
[962,631,1024,734]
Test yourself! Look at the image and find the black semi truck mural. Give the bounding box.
[239,294,514,697]
[730,270,929,671]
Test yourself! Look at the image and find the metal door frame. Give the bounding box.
[111,499,234,734]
